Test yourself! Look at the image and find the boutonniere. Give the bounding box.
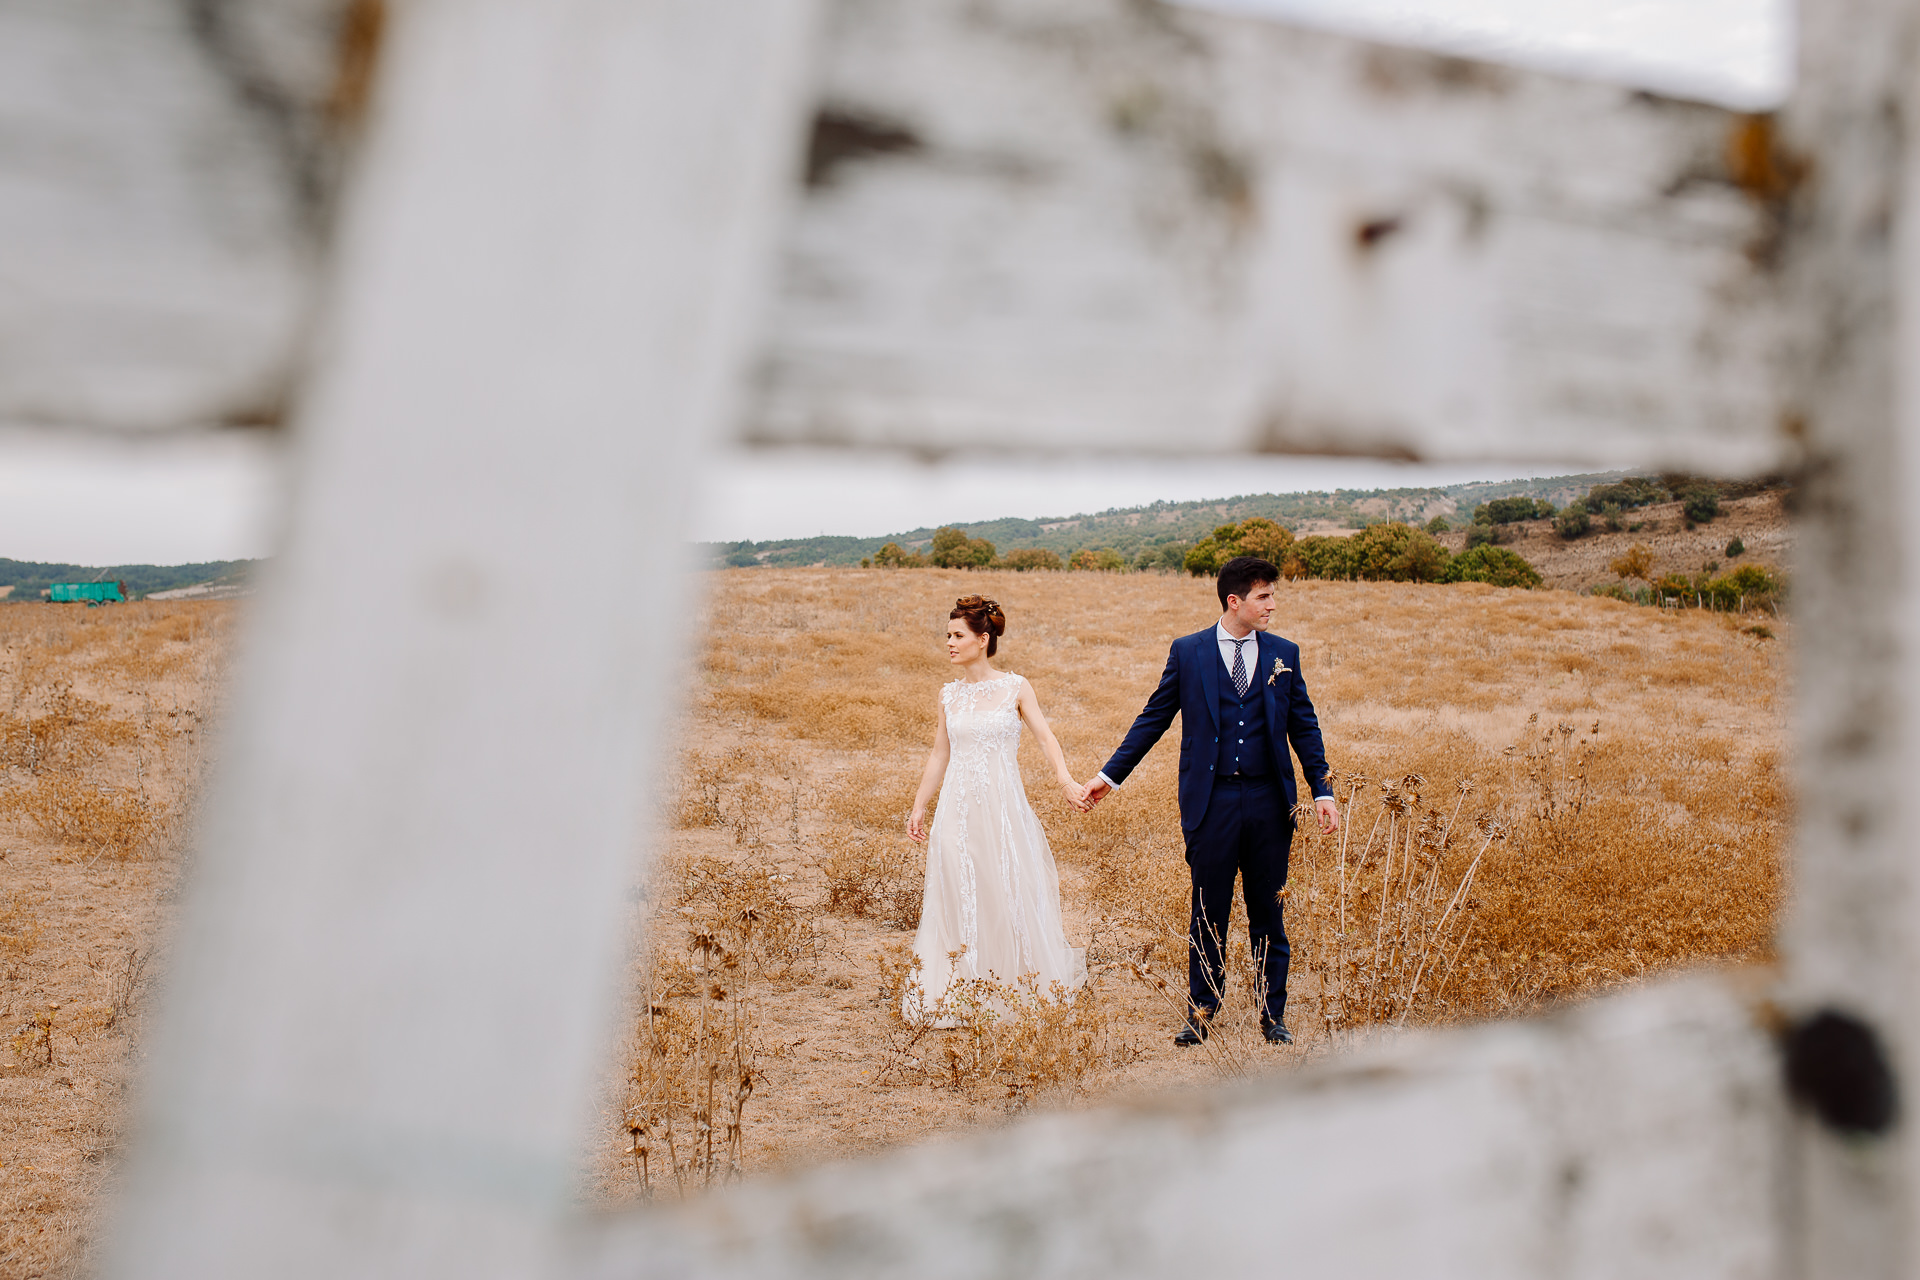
[1266,656,1291,686]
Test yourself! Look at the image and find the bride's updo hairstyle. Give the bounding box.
[950,595,1007,656]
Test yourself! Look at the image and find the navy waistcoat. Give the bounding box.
[1215,658,1272,777]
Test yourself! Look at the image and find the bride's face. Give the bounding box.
[946,619,988,664]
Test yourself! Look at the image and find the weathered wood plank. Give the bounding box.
[102,1,817,1275]
[578,977,1783,1280]
[748,0,1788,471]
[0,0,348,430]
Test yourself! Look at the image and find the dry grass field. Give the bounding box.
[588,568,1788,1206]
[0,602,234,1280]
[0,573,1788,1270]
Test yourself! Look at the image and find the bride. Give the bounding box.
[904,595,1088,1024]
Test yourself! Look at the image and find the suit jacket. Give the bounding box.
[1100,627,1334,834]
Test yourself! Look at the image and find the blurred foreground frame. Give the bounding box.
[11,0,1903,1275]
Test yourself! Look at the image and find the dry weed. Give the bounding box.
[623,921,765,1198]
[0,774,164,861]
[817,830,922,930]
[874,948,1132,1106]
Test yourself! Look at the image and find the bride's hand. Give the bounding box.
[1059,775,1089,813]
[907,808,928,843]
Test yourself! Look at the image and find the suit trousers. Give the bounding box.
[1185,775,1291,1026]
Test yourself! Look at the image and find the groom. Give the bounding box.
[1084,556,1339,1046]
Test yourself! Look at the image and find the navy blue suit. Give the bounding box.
[1100,627,1334,1026]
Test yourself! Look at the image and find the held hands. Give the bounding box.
[1058,774,1090,813]
[1082,777,1113,809]
[1315,796,1341,835]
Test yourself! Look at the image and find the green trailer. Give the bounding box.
[48,581,126,604]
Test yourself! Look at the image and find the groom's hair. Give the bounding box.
[1217,557,1279,609]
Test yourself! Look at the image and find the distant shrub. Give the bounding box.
[1726,536,1746,558]
[1609,543,1654,582]
[872,542,927,568]
[1681,487,1720,524]
[1135,542,1188,573]
[1554,501,1591,540]
[1654,572,1694,599]
[1716,562,1782,603]
[1586,477,1667,511]
[1425,515,1451,534]
[1463,522,1504,549]
[1069,547,1127,572]
[1001,547,1063,572]
[1473,496,1555,525]
[1442,546,1542,589]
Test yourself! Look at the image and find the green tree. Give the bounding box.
[1183,536,1225,576]
[1350,522,1450,582]
[1002,547,1063,571]
[872,541,926,568]
[1725,536,1746,558]
[928,526,971,566]
[1442,546,1543,588]
[929,526,994,568]
[1288,535,1362,581]
[1233,517,1294,564]
[1424,515,1451,534]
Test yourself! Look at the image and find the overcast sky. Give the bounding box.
[0,0,1788,565]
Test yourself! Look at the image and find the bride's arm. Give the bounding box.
[1015,679,1090,813]
[907,707,951,843]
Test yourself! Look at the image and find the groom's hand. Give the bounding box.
[1315,796,1340,835]
[1083,778,1112,808]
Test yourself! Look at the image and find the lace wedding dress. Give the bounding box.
[906,674,1086,1024]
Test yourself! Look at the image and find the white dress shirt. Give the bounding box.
[1094,621,1267,791]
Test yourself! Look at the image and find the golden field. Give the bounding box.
[590,568,1787,1204]
[0,572,1787,1267]
[0,602,234,1279]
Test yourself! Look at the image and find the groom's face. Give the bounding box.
[1226,580,1278,632]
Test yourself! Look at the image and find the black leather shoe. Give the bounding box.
[1174,1018,1212,1047]
[1262,1021,1293,1045]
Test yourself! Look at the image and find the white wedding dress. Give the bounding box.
[906,673,1086,1024]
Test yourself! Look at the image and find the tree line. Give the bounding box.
[863,519,1545,589]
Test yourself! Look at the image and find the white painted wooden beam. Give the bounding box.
[0,0,345,430]
[103,2,817,1275]
[578,976,1786,1280]
[748,0,1790,471]
[52,0,1912,1276]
